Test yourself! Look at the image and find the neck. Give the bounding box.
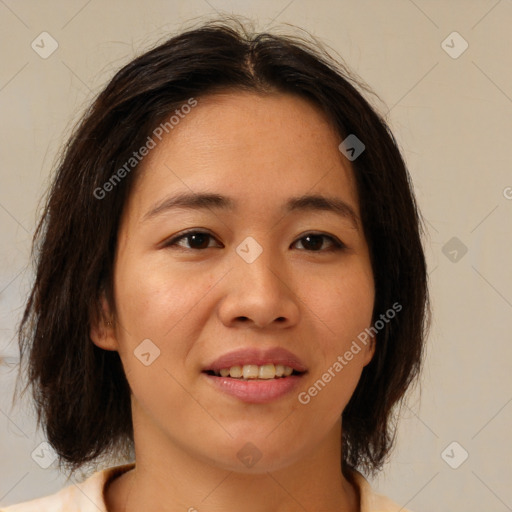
[105,411,359,512]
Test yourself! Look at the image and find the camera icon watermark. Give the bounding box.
[442,236,468,263]
[441,441,469,469]
[503,187,512,200]
[237,442,262,468]
[338,134,365,161]
[236,236,263,264]
[31,441,58,469]
[31,32,59,59]
[441,31,468,59]
[134,338,161,366]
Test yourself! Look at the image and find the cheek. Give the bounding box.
[302,261,374,347]
[297,262,374,415]
[112,256,216,411]
[332,275,375,339]
[114,254,215,344]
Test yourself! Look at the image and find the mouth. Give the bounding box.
[202,347,308,403]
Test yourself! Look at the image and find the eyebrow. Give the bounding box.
[286,194,359,230]
[143,192,235,221]
[143,192,359,230]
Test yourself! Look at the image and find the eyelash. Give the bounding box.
[163,230,345,252]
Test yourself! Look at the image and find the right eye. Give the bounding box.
[163,230,223,250]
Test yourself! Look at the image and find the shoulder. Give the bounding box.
[0,463,135,512]
[351,470,413,512]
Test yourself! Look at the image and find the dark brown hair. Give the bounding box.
[17,16,429,476]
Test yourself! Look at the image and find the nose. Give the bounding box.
[217,249,300,329]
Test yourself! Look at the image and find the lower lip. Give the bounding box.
[203,373,304,404]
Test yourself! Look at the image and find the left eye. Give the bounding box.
[165,231,221,250]
[292,234,344,252]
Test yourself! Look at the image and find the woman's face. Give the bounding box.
[96,91,375,472]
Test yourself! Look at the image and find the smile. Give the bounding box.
[202,347,308,403]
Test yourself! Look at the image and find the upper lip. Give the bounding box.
[203,347,307,373]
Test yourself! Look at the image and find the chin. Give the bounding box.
[194,435,310,474]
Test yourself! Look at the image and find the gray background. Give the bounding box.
[1,1,511,511]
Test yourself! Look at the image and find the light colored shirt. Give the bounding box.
[1,463,411,511]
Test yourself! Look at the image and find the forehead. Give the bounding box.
[127,91,358,219]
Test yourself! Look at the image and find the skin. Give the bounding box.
[91,91,375,512]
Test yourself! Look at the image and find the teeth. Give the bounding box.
[283,365,293,376]
[229,365,242,378]
[213,364,296,379]
[243,364,259,379]
[258,364,275,379]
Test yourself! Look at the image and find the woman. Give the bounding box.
[5,17,429,512]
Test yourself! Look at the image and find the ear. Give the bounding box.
[361,334,377,367]
[90,294,119,351]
